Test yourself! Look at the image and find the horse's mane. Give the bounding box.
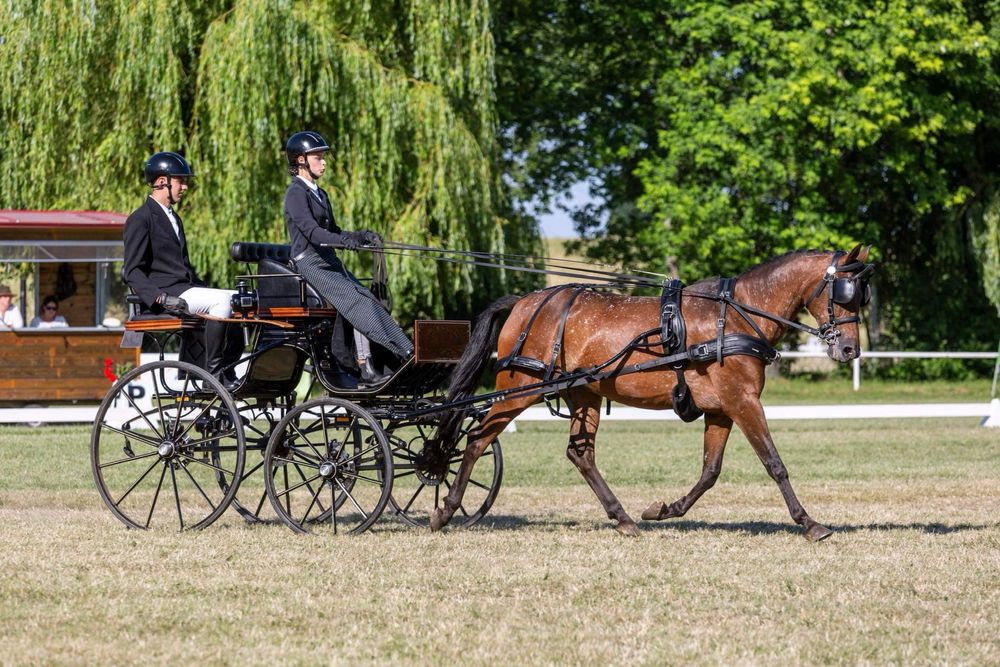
[683,249,831,293]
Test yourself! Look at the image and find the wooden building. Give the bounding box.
[0,210,138,404]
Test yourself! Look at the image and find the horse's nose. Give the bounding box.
[842,345,856,360]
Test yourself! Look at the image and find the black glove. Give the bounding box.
[157,293,189,314]
[360,230,382,246]
[337,233,361,250]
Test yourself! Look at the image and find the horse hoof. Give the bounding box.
[429,509,446,532]
[805,524,833,542]
[640,502,665,521]
[616,521,640,537]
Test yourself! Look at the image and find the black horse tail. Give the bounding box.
[446,293,522,403]
[433,294,521,449]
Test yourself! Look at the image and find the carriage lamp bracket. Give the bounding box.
[231,279,259,319]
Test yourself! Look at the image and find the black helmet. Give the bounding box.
[285,131,329,176]
[144,151,194,185]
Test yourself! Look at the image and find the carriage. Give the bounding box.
[91,240,875,540]
[89,241,502,534]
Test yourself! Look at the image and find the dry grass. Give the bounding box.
[1,419,998,665]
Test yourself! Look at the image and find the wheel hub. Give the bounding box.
[319,460,338,479]
[413,444,450,486]
[158,441,176,459]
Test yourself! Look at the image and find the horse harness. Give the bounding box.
[493,253,873,422]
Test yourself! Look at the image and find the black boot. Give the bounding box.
[205,321,240,391]
[358,358,391,387]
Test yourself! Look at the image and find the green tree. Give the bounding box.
[0,0,541,322]
[496,0,1000,352]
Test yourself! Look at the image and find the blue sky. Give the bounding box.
[535,181,590,238]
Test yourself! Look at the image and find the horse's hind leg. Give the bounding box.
[642,412,733,521]
[429,395,533,532]
[730,398,832,542]
[564,390,639,536]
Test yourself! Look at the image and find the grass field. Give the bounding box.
[1,418,998,665]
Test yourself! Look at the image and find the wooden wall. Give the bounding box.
[35,263,96,327]
[0,331,138,402]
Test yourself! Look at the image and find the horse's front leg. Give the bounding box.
[642,412,732,521]
[728,394,832,541]
[564,390,638,536]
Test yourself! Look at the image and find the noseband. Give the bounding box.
[806,251,875,344]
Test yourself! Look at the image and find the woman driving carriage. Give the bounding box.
[283,131,414,386]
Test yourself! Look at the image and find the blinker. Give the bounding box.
[831,278,871,307]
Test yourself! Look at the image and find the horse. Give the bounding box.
[429,246,874,541]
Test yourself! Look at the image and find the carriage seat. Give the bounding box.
[230,242,323,309]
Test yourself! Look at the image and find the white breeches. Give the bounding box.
[180,287,236,318]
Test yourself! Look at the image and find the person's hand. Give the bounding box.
[157,293,189,314]
[338,233,361,250]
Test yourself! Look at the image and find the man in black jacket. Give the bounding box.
[123,152,240,387]
[283,131,413,386]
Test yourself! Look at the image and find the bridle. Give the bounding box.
[804,251,875,343]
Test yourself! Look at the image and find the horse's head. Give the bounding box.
[802,245,874,362]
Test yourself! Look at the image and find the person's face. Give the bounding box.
[41,301,58,321]
[156,176,189,202]
[300,152,327,180]
[0,295,10,310]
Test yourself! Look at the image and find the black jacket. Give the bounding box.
[123,197,204,307]
[283,178,355,259]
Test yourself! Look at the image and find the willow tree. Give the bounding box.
[0,0,540,321]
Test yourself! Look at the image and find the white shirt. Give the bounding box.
[150,196,181,241]
[2,305,23,328]
[296,175,324,203]
[29,315,68,329]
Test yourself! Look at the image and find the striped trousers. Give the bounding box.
[295,248,413,360]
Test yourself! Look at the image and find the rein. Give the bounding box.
[337,240,872,347]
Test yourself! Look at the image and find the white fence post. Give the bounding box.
[853,357,861,391]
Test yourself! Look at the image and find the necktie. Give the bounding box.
[167,209,181,241]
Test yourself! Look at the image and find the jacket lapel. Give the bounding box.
[146,198,184,251]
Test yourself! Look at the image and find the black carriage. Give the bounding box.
[90,242,502,534]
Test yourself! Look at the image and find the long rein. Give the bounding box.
[348,240,846,348]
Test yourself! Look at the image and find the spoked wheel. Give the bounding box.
[264,397,393,534]
[91,360,245,531]
[387,410,503,528]
[214,399,288,524]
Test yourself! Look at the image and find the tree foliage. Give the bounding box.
[0,0,541,321]
[496,0,1000,349]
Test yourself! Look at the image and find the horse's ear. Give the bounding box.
[844,244,862,263]
[857,244,871,263]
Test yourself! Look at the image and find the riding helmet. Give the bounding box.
[143,152,194,185]
[285,131,330,172]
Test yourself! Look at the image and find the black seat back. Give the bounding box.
[257,258,323,308]
[230,242,323,308]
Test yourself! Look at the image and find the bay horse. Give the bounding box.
[430,246,873,541]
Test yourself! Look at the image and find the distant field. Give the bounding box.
[1,418,997,664]
[543,236,606,286]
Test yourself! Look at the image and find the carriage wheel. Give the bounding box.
[91,360,245,531]
[264,397,393,534]
[213,399,286,524]
[387,411,503,528]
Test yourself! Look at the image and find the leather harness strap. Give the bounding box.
[497,284,592,377]
[716,277,736,365]
[544,286,587,382]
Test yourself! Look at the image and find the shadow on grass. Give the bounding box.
[640,519,995,536]
[461,515,996,536]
